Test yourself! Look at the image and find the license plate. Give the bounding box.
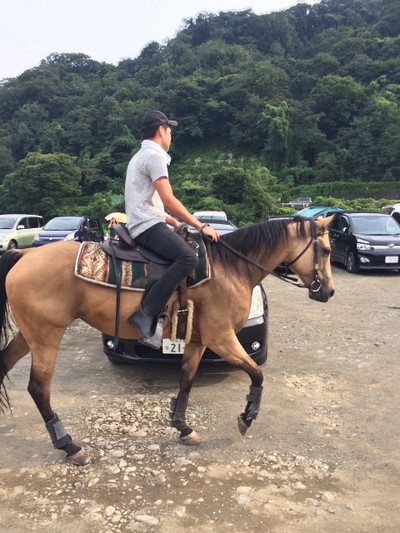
[385,256,399,263]
[162,339,185,355]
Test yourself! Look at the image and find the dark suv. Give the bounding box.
[103,219,268,365]
[33,216,104,246]
[329,212,400,273]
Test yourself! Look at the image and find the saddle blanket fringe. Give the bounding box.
[74,241,211,291]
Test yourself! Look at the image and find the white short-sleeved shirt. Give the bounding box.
[125,140,171,238]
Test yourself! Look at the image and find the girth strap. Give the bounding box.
[108,239,122,350]
[176,280,189,340]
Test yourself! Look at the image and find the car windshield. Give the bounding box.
[0,217,18,229]
[352,215,400,235]
[43,218,80,231]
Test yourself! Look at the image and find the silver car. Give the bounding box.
[0,214,44,253]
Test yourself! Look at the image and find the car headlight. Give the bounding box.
[247,285,264,319]
[356,239,371,251]
[64,232,76,241]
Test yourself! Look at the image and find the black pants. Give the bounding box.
[134,223,198,316]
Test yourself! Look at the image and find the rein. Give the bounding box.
[216,219,322,292]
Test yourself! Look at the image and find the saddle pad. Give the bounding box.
[74,240,211,291]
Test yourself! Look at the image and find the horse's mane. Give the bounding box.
[212,216,309,274]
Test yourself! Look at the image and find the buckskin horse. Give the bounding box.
[0,216,334,465]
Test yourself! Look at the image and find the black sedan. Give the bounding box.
[103,219,268,365]
[329,212,400,273]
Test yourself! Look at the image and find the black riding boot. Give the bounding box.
[128,304,163,350]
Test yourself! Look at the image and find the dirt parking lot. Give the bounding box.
[0,265,399,532]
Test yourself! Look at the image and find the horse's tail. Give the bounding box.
[0,250,23,411]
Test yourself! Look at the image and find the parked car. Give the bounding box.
[293,206,344,218]
[329,212,400,273]
[103,219,268,365]
[189,217,237,236]
[33,216,104,246]
[193,210,227,221]
[0,214,44,253]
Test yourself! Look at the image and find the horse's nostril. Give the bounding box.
[330,290,335,298]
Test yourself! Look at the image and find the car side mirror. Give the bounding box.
[17,224,25,230]
[342,226,348,234]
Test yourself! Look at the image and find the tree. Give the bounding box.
[259,102,291,168]
[3,153,82,219]
[211,166,280,224]
[0,0,399,207]
[0,144,15,180]
[211,166,247,204]
[310,75,366,137]
[338,91,400,180]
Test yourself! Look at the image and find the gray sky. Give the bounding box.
[0,0,318,80]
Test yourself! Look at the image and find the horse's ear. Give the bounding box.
[316,214,335,229]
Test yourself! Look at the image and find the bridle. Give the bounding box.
[284,219,322,292]
[217,219,323,292]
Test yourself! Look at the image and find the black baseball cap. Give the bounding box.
[141,110,178,131]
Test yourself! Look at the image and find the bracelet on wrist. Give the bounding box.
[199,223,210,232]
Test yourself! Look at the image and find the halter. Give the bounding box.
[217,219,323,291]
[285,219,322,292]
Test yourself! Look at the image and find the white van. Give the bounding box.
[382,202,400,216]
[0,214,44,252]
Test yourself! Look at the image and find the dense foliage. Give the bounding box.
[1,0,400,224]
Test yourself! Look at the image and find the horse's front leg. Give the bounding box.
[28,338,90,466]
[206,332,264,436]
[170,342,205,446]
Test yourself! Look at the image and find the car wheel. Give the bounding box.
[346,252,358,273]
[7,240,17,250]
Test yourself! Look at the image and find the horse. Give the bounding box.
[0,215,335,465]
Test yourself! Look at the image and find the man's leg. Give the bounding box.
[129,223,198,348]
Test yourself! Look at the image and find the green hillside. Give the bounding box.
[1,0,400,223]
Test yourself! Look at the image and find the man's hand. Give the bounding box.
[201,224,220,241]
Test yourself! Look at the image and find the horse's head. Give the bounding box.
[287,215,335,303]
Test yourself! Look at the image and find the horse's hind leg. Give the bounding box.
[0,332,30,410]
[170,342,205,446]
[206,333,264,436]
[1,332,30,371]
[28,335,89,466]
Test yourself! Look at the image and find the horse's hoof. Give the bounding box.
[179,431,201,446]
[237,415,249,436]
[67,449,90,466]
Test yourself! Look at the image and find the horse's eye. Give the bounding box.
[322,247,330,257]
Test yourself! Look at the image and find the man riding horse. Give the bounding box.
[125,110,220,349]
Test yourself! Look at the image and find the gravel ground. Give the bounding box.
[0,265,399,532]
